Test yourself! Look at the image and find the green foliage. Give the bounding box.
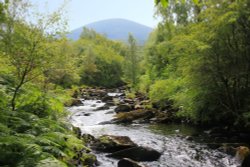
[0,1,91,166]
[139,0,250,129]
[123,34,141,87]
[0,91,86,166]
[45,38,80,88]
[155,0,199,8]
[74,28,125,88]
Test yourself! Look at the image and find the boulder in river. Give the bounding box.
[93,135,137,153]
[98,121,114,125]
[82,134,97,145]
[118,158,146,167]
[105,100,115,106]
[107,146,161,161]
[80,153,98,167]
[71,98,83,106]
[115,104,132,113]
[102,95,113,102]
[113,109,155,124]
[94,104,110,111]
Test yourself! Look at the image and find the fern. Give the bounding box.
[35,157,67,167]
[42,146,67,158]
[0,123,12,135]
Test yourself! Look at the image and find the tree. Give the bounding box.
[140,0,250,129]
[123,34,140,87]
[45,38,80,88]
[0,0,65,110]
[74,28,125,88]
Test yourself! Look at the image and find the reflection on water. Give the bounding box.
[149,124,201,136]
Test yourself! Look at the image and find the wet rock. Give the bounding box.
[149,117,158,123]
[123,98,135,104]
[185,136,194,141]
[71,99,83,106]
[93,135,137,153]
[75,113,84,116]
[82,95,91,100]
[102,95,113,102]
[132,119,150,124]
[98,121,114,125]
[80,153,98,167]
[115,104,132,113]
[84,113,91,116]
[218,145,236,156]
[107,146,161,161]
[105,111,114,114]
[118,158,145,167]
[72,90,80,98]
[79,88,107,100]
[94,105,110,111]
[105,101,115,106]
[82,134,97,144]
[114,110,155,124]
[96,90,107,98]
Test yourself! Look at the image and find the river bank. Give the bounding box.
[67,87,250,167]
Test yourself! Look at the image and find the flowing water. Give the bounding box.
[68,99,240,167]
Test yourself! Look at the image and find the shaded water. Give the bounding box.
[68,99,239,167]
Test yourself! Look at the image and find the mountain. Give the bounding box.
[67,18,153,45]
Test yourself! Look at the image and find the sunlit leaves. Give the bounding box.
[155,0,199,7]
[161,0,168,7]
[144,0,250,127]
[192,0,199,5]
[75,28,125,87]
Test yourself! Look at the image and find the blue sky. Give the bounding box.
[30,0,160,31]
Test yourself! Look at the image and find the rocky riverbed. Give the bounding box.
[67,88,248,167]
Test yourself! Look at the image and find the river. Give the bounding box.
[68,98,240,167]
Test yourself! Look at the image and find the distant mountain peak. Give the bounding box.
[67,18,153,45]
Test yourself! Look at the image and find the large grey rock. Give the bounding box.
[118,158,145,167]
[102,95,113,102]
[115,104,132,113]
[107,146,161,161]
[71,98,83,106]
[94,105,110,111]
[93,135,137,153]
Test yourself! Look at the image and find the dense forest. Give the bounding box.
[0,0,250,166]
[145,0,250,129]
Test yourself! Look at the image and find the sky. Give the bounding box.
[30,0,160,31]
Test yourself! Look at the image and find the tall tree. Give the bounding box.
[0,0,65,110]
[124,33,140,87]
